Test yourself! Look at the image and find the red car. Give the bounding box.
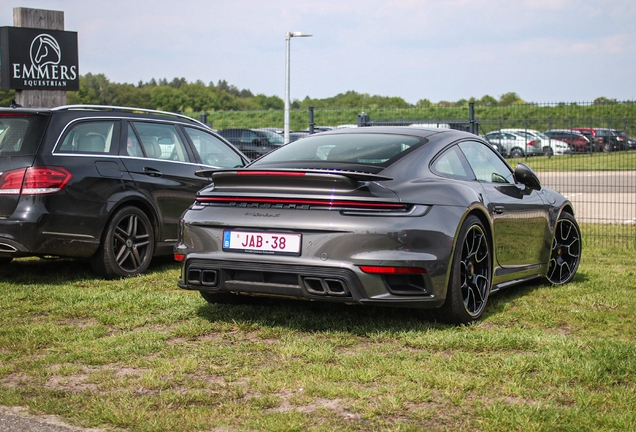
[571,128,623,152]
[544,129,597,152]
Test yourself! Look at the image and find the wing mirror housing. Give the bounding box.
[514,163,541,191]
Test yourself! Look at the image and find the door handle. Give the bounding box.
[143,167,162,177]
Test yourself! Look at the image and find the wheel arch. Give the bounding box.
[100,193,161,247]
[444,205,495,295]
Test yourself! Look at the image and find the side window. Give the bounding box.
[58,121,118,154]
[459,141,514,184]
[240,130,259,143]
[183,127,244,168]
[125,125,143,156]
[129,122,190,162]
[431,145,474,180]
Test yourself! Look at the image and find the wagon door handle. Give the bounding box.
[143,167,162,177]
[494,206,505,215]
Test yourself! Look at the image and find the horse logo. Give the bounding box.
[29,34,62,67]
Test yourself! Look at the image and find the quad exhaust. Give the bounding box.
[302,277,350,297]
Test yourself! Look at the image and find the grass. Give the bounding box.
[0,245,635,431]
[505,150,636,171]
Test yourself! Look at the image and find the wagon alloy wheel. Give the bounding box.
[547,213,581,284]
[91,206,155,279]
[436,215,492,324]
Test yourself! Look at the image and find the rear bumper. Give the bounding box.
[178,258,446,309]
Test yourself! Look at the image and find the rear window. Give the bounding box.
[253,133,423,167]
[0,114,49,156]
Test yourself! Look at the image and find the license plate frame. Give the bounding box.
[223,230,302,255]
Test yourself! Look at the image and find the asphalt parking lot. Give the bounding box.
[539,171,636,224]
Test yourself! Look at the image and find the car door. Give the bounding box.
[457,140,551,268]
[119,121,211,245]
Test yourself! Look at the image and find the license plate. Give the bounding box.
[223,230,302,255]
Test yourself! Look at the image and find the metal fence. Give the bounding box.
[192,101,636,248]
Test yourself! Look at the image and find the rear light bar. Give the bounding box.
[0,166,72,195]
[236,171,306,177]
[359,265,427,274]
[195,196,407,210]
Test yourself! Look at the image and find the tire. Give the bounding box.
[90,206,155,279]
[546,213,581,285]
[510,147,524,158]
[436,215,492,324]
[604,142,611,153]
[543,146,553,157]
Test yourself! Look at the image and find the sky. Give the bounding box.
[1,0,635,105]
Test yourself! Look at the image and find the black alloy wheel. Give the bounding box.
[546,213,581,284]
[91,206,155,279]
[437,215,492,324]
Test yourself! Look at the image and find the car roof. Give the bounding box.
[314,125,469,140]
[0,104,208,128]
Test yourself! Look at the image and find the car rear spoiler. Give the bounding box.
[195,168,393,182]
[195,168,394,194]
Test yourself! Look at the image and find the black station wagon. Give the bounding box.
[0,105,247,278]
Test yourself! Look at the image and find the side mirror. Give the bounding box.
[514,163,541,191]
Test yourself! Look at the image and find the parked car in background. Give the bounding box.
[571,128,624,152]
[217,128,286,159]
[175,126,581,324]
[288,131,311,142]
[482,130,543,157]
[500,128,570,156]
[0,105,248,278]
[544,129,597,152]
[612,129,636,150]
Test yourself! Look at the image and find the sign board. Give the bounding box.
[0,26,79,91]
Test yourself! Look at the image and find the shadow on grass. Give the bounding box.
[195,297,444,334]
[193,271,591,333]
[0,256,180,284]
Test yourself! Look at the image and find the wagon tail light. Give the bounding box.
[0,166,73,195]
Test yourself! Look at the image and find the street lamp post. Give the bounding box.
[284,31,312,144]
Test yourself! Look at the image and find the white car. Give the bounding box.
[482,130,543,158]
[500,128,571,156]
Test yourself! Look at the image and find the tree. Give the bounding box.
[149,86,188,112]
[415,98,432,108]
[498,92,524,106]
[479,95,498,106]
[593,97,617,105]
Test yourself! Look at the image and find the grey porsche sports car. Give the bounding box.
[175,127,581,324]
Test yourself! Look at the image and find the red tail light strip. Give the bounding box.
[195,196,406,210]
[236,171,306,177]
[359,266,427,274]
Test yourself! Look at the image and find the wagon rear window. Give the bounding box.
[0,114,49,156]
